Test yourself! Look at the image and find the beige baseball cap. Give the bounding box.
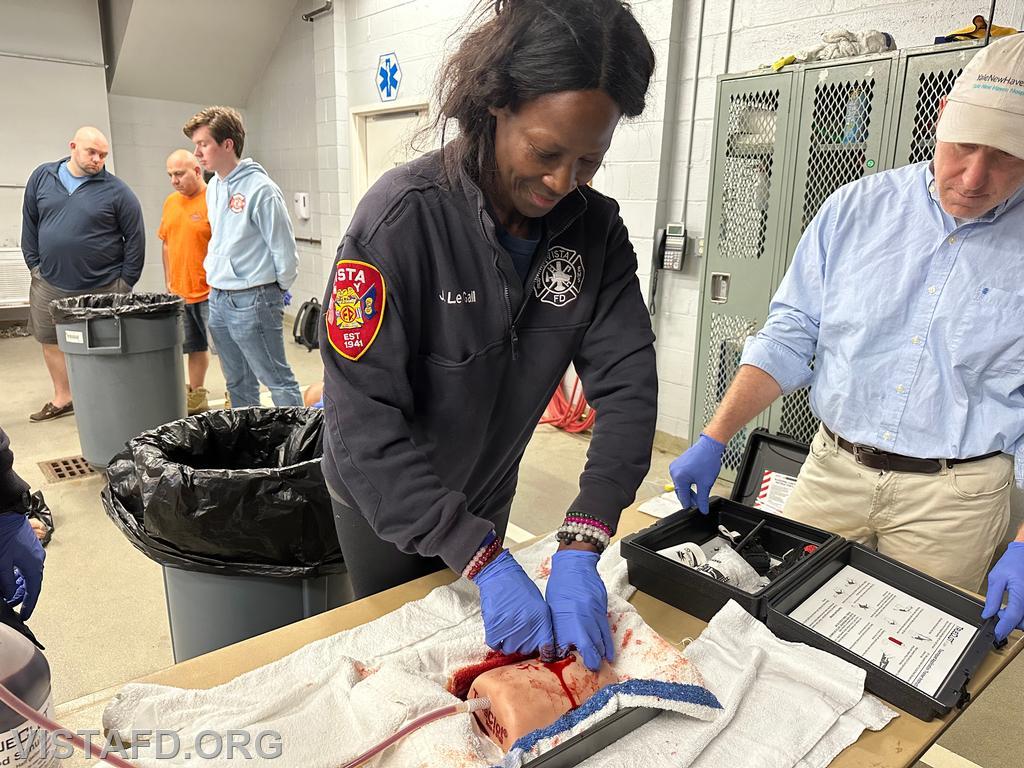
[936,33,1024,159]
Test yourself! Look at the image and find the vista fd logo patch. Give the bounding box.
[326,260,386,361]
[534,246,584,307]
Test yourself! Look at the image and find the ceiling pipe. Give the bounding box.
[302,0,333,22]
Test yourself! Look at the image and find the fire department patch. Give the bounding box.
[326,259,386,361]
[228,193,246,213]
[534,246,584,307]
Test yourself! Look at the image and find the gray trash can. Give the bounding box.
[101,408,350,662]
[162,567,351,662]
[53,293,186,468]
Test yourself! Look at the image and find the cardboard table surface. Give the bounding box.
[134,505,1023,767]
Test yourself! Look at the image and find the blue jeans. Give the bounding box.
[208,285,303,407]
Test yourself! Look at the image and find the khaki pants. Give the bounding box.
[783,426,1012,592]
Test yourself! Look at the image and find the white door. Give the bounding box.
[361,109,426,195]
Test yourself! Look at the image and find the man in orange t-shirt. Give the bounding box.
[158,150,212,414]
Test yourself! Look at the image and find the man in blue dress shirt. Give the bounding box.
[671,34,1024,640]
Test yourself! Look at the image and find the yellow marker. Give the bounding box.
[664,483,675,492]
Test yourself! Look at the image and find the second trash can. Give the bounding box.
[102,408,350,662]
[52,293,186,468]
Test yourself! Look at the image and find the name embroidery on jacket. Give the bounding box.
[438,290,478,305]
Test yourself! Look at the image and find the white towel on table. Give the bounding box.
[575,600,898,768]
[99,537,720,768]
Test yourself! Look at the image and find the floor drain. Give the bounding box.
[38,455,98,483]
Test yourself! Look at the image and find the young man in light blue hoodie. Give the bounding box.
[183,106,303,407]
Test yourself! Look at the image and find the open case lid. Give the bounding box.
[729,428,810,506]
[766,541,999,720]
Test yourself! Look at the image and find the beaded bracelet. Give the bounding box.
[556,515,612,553]
[563,513,613,537]
[463,530,503,581]
[556,529,608,552]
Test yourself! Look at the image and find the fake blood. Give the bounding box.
[448,650,530,699]
[541,656,580,709]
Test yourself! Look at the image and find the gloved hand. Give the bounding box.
[983,542,1024,641]
[474,549,554,656]
[282,290,293,307]
[5,568,25,608]
[669,433,726,515]
[0,514,45,620]
[546,549,613,671]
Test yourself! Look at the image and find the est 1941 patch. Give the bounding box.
[326,259,386,361]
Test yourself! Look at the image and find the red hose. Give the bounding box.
[0,682,138,767]
[541,376,596,433]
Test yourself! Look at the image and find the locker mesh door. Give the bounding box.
[718,90,779,261]
[778,67,886,445]
[693,75,792,478]
[891,47,980,169]
[701,313,759,473]
[905,69,962,164]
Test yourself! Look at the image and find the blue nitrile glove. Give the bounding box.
[983,542,1024,641]
[0,515,44,620]
[282,290,293,307]
[474,549,554,655]
[5,568,25,608]
[546,550,614,671]
[669,433,726,515]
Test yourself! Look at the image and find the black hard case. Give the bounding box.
[621,429,843,621]
[765,541,998,720]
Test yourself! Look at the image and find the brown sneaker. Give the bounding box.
[30,401,74,422]
[187,386,210,415]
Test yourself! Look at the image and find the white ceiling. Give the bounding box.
[109,0,299,105]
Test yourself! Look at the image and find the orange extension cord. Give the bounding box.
[540,375,596,433]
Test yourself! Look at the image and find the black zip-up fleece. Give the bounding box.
[320,150,657,573]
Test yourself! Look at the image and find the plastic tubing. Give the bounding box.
[0,681,139,767]
[341,697,492,768]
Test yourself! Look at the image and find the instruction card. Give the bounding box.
[789,565,977,696]
[752,469,797,515]
[638,491,684,519]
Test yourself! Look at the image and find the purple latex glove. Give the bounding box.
[983,542,1024,641]
[474,549,554,656]
[283,290,293,307]
[669,433,726,515]
[546,549,613,671]
[0,514,44,619]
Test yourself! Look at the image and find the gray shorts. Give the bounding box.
[28,270,130,345]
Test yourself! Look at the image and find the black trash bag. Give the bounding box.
[102,407,343,577]
[24,491,54,548]
[50,292,183,324]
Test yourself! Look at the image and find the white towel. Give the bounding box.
[100,537,721,768]
[573,600,898,768]
[797,28,895,62]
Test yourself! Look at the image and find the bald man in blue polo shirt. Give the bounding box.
[22,126,144,422]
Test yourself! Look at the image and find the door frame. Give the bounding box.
[349,99,430,202]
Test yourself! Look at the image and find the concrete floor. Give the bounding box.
[0,326,1019,768]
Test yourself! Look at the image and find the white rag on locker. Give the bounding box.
[99,536,895,767]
